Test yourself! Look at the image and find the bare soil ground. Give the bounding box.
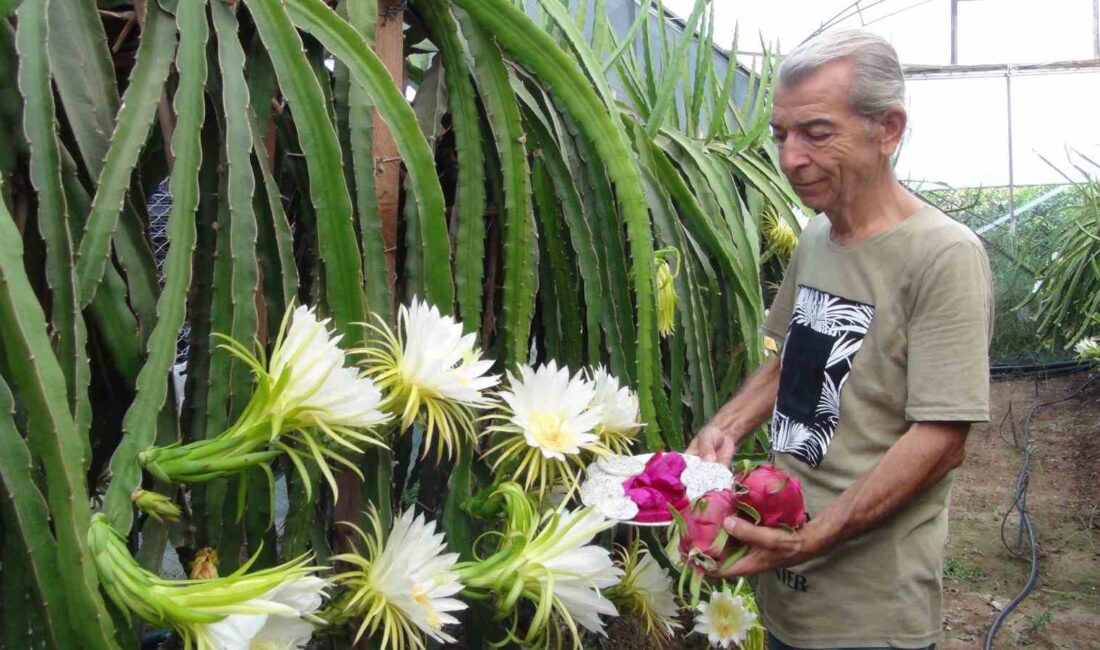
[604,373,1100,649]
[940,373,1100,649]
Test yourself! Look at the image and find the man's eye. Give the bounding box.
[772,131,787,143]
[807,132,831,142]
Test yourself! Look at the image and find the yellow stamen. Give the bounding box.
[528,412,571,453]
[412,584,442,629]
[711,598,740,637]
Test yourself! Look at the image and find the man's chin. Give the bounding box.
[796,194,829,213]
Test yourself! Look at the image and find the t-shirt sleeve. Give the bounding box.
[762,248,800,344]
[905,240,994,422]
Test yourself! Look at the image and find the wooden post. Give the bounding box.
[375,0,405,300]
[344,7,405,647]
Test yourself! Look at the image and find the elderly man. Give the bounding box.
[687,30,993,650]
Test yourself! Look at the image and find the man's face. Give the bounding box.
[770,60,894,214]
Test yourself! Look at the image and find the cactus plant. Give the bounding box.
[0,0,800,646]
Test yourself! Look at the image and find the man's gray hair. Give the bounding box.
[778,29,906,118]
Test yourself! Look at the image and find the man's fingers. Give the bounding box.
[723,516,780,547]
[715,437,736,466]
[689,436,717,462]
[718,552,761,578]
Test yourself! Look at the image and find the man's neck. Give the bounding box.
[826,172,924,246]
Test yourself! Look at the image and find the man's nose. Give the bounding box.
[779,139,810,177]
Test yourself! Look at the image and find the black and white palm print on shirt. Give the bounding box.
[771,286,875,467]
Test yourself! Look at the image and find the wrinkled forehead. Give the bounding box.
[772,61,860,126]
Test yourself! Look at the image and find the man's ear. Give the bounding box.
[878,107,907,156]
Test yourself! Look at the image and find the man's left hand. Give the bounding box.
[715,516,824,578]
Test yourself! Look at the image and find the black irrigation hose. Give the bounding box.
[990,359,1095,378]
[984,373,1099,649]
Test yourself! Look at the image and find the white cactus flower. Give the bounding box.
[694,589,757,649]
[333,508,466,648]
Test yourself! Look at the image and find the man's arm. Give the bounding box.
[717,419,968,577]
[686,356,781,465]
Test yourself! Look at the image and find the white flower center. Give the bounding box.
[528,412,571,452]
[710,598,746,639]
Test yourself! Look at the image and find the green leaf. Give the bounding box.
[103,0,206,534]
[247,0,370,336]
[571,118,638,377]
[402,57,444,301]
[688,0,714,135]
[16,0,91,448]
[401,57,446,301]
[519,102,602,363]
[604,24,651,114]
[590,0,609,59]
[455,8,537,364]
[1,527,34,649]
[72,1,177,305]
[707,24,739,141]
[60,150,143,383]
[197,169,235,549]
[532,157,582,369]
[346,0,393,323]
[635,135,718,424]
[211,0,260,424]
[112,200,161,347]
[443,447,475,559]
[0,0,22,19]
[602,0,652,73]
[46,0,119,179]
[420,0,486,329]
[534,0,618,114]
[453,0,661,444]
[281,0,453,313]
[0,194,119,648]
[0,377,77,647]
[646,0,706,137]
[247,112,299,313]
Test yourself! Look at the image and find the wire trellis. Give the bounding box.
[146,178,191,369]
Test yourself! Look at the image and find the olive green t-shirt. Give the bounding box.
[757,205,993,649]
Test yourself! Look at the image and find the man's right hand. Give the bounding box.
[686,356,781,467]
[686,423,737,466]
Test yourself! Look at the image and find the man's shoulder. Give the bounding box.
[796,214,832,249]
[910,204,984,252]
[804,213,831,234]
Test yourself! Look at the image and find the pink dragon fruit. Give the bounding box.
[675,488,740,572]
[622,452,689,523]
[738,464,807,529]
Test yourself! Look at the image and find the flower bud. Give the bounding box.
[131,488,181,524]
[656,256,677,338]
[763,206,798,258]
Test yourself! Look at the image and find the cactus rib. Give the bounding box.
[102,0,206,533]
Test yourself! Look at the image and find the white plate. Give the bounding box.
[579,452,734,526]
